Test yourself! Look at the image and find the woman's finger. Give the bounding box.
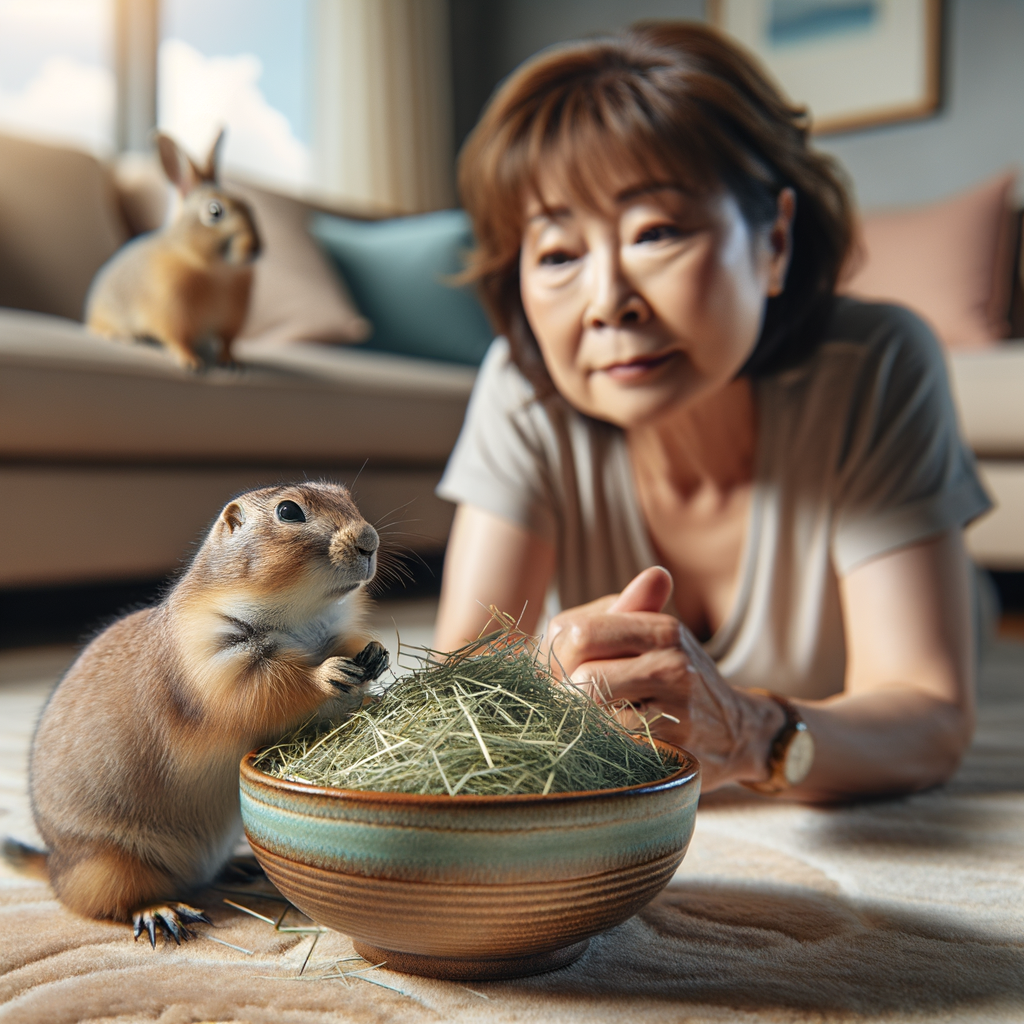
[607,566,674,614]
[570,647,698,706]
[548,612,684,673]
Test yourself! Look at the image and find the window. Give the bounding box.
[159,0,312,190]
[0,0,115,154]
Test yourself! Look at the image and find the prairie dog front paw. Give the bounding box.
[351,641,389,682]
[315,642,389,694]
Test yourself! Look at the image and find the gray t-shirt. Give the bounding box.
[437,299,992,699]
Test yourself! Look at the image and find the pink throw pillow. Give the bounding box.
[840,173,1017,350]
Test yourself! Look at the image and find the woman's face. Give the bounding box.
[519,172,795,429]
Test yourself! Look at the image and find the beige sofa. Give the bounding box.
[0,132,1021,592]
[0,133,474,589]
[946,345,1024,570]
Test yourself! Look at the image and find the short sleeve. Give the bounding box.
[830,304,992,574]
[436,338,559,544]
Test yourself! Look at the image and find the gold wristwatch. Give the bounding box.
[741,690,815,794]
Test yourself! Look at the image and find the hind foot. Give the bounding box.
[132,902,210,948]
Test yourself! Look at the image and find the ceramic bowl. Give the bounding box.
[239,741,700,981]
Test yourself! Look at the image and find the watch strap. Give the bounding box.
[740,690,814,794]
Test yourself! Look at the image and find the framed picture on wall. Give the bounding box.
[708,0,942,135]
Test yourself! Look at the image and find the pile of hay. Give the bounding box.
[255,625,680,796]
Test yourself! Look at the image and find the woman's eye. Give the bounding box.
[276,500,306,523]
[538,249,577,266]
[635,224,681,244]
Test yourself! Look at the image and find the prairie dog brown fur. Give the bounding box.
[23,481,387,944]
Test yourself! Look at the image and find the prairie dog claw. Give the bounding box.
[320,641,389,692]
[352,640,389,681]
[132,902,210,948]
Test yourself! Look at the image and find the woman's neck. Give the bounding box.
[625,377,756,497]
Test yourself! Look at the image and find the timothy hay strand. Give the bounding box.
[255,625,681,796]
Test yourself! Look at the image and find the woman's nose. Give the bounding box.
[584,251,650,329]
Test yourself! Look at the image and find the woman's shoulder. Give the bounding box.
[772,296,948,396]
[821,295,945,367]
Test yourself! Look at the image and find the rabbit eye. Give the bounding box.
[202,200,225,224]
[276,500,306,524]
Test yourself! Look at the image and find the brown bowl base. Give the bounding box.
[352,937,590,980]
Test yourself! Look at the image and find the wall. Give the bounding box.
[816,0,1024,209]
[450,0,704,152]
[451,0,1024,212]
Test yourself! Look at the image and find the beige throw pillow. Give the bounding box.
[0,132,128,321]
[228,180,371,345]
[841,173,1017,350]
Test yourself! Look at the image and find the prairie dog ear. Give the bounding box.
[156,133,202,195]
[221,501,246,533]
[201,128,225,183]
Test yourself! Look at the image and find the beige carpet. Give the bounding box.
[1,611,1022,1024]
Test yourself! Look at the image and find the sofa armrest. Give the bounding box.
[947,341,1024,458]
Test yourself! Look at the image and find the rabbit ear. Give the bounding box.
[156,133,203,195]
[201,128,226,183]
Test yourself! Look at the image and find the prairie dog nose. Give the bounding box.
[330,521,379,568]
[354,523,379,557]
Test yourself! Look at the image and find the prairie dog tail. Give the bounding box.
[2,838,49,880]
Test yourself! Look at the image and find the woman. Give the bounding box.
[433,24,990,800]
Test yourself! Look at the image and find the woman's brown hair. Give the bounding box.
[457,21,855,389]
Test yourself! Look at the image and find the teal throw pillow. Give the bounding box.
[310,209,494,365]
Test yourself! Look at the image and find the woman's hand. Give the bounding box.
[546,533,976,800]
[545,566,784,790]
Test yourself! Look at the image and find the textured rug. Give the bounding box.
[1,631,1022,1024]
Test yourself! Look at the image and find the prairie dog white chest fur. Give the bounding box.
[22,481,388,944]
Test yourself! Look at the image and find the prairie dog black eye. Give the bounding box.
[201,199,225,225]
[276,500,306,523]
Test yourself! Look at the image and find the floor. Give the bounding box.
[2,601,1023,1022]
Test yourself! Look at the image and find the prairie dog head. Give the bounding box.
[192,482,378,613]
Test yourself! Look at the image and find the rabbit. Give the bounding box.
[86,130,261,370]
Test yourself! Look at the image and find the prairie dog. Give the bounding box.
[21,482,388,945]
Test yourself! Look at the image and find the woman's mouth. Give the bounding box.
[601,351,676,382]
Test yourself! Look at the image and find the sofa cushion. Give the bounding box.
[0,133,128,321]
[229,181,372,345]
[0,309,475,465]
[111,151,173,236]
[311,209,494,365]
[947,341,1024,457]
[841,173,1017,350]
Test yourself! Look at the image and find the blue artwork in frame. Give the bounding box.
[710,0,941,135]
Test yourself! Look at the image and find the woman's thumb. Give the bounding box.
[608,566,674,614]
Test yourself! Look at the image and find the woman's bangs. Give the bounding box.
[525,81,720,215]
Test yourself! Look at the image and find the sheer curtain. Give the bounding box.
[311,0,455,214]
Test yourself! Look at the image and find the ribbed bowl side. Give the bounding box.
[240,742,700,961]
[250,838,687,959]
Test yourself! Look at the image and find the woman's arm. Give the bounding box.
[545,531,975,800]
[792,528,974,800]
[434,504,556,651]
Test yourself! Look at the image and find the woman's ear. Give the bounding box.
[766,187,796,298]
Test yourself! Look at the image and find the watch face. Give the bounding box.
[783,728,815,786]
